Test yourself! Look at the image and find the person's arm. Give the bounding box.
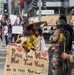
[41,38,59,52]
[49,29,60,42]
[70,54,74,63]
[61,52,70,60]
[61,52,74,63]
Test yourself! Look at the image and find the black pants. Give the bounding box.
[12,34,18,43]
[5,35,8,46]
[0,35,3,42]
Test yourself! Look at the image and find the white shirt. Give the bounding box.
[3,26,8,36]
[36,36,48,51]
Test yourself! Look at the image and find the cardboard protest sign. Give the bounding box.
[9,14,17,25]
[12,26,23,34]
[4,45,49,75]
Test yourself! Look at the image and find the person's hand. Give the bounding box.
[61,52,70,60]
[51,46,56,51]
[50,43,59,51]
[48,44,56,52]
[55,43,60,47]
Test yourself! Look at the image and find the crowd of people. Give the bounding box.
[0,19,23,46]
[0,15,74,75]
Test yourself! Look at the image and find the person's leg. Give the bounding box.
[5,35,8,46]
[14,34,18,42]
[0,36,1,42]
[11,34,14,43]
[0,35,3,42]
[10,33,12,43]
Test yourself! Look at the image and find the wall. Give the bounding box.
[69,0,74,6]
[41,15,59,25]
[39,15,74,27]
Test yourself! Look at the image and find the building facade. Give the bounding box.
[23,0,74,16]
[0,0,4,14]
[38,0,74,15]
[23,0,74,25]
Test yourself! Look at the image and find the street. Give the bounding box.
[0,42,6,75]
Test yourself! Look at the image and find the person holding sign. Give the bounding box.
[26,17,48,51]
[16,17,48,52]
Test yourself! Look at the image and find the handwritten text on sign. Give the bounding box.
[4,45,49,75]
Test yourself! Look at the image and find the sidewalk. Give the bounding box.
[0,57,5,75]
[0,41,6,75]
[0,69,4,75]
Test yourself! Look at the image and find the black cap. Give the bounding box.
[59,15,67,23]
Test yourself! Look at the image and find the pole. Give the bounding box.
[39,0,41,21]
[8,0,12,14]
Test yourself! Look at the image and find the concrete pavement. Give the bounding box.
[0,42,6,75]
